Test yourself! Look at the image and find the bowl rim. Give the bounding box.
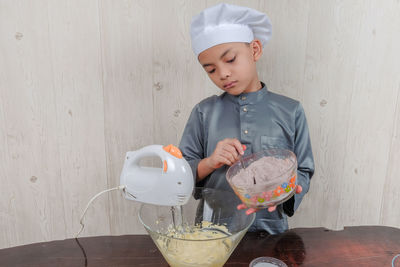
[138,188,256,242]
[226,148,297,186]
[249,256,288,267]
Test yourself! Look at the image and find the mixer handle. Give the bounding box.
[127,144,180,173]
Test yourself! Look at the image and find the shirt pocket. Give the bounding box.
[261,135,294,151]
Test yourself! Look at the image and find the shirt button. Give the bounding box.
[244,130,248,134]
[241,96,247,100]
[243,107,247,112]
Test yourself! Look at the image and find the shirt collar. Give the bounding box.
[224,82,268,105]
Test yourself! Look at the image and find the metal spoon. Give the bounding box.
[239,156,246,169]
[239,144,247,169]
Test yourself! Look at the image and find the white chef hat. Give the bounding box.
[190,3,272,56]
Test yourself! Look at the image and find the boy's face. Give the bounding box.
[198,40,263,95]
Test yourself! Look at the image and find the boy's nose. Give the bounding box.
[219,69,231,80]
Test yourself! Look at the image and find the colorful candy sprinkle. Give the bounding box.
[285,187,291,193]
[274,186,284,197]
[282,182,288,188]
[258,197,265,203]
[245,194,251,199]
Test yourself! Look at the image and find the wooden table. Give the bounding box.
[1,226,400,266]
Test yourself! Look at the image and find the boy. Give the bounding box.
[179,3,314,234]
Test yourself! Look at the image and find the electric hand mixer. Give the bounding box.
[76,145,254,267]
[76,144,194,238]
[119,144,194,206]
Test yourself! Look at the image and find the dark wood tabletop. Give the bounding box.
[1,226,400,267]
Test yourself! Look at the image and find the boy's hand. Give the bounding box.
[237,185,303,215]
[206,138,245,169]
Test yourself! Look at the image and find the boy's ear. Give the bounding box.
[250,39,263,61]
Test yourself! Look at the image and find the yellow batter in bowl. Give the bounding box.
[139,188,256,267]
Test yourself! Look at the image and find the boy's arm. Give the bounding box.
[283,103,315,216]
[179,104,245,183]
[197,139,245,180]
[179,104,205,183]
[197,158,216,181]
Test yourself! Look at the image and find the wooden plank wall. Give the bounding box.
[0,0,399,248]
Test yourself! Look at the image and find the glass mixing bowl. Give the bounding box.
[139,187,255,267]
[226,148,297,209]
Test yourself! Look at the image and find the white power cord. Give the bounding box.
[75,185,126,238]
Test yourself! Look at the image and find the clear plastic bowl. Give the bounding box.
[226,148,297,209]
[139,187,256,267]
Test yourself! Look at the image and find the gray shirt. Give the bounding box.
[179,83,315,234]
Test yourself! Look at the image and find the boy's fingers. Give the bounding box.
[268,206,276,212]
[230,139,244,155]
[216,155,231,166]
[224,154,236,165]
[238,204,246,210]
[246,208,257,215]
[219,149,235,163]
[296,185,303,194]
[222,146,239,160]
[222,151,235,164]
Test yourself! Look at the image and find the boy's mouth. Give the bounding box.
[223,81,237,89]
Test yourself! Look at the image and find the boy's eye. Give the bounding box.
[208,69,216,74]
[227,56,236,63]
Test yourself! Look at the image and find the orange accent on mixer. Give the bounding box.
[163,144,183,158]
[163,160,168,172]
